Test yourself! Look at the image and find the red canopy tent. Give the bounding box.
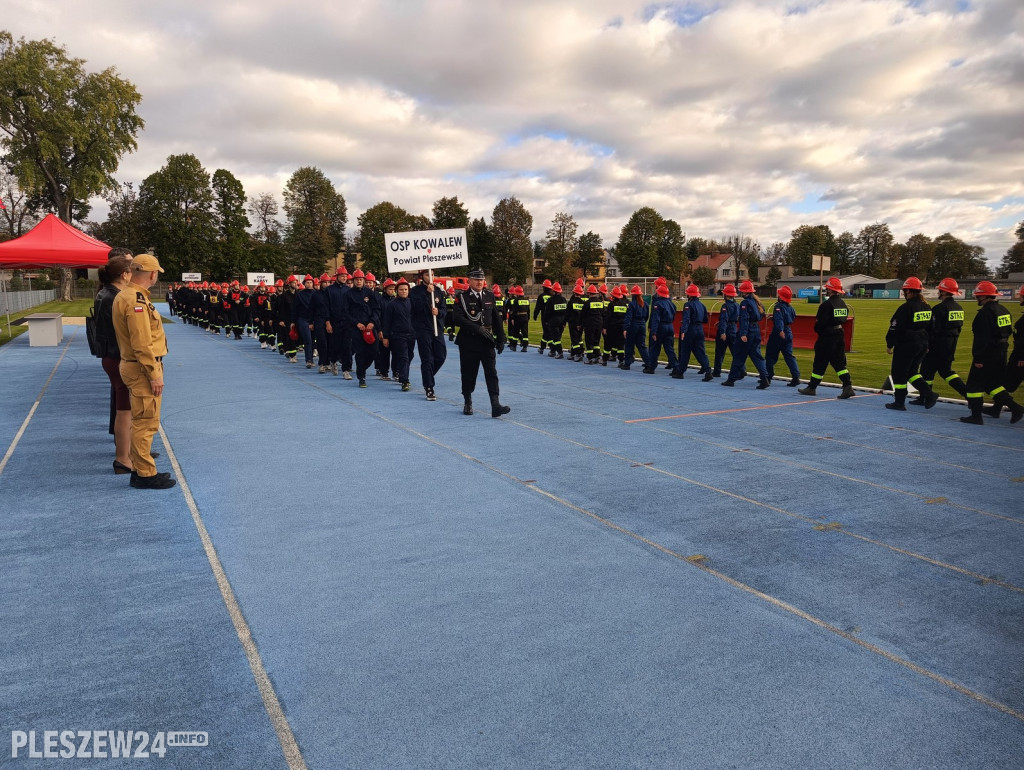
[0,214,110,269]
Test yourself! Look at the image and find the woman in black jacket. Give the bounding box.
[93,251,136,474]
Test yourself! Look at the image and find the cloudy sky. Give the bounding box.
[6,0,1023,266]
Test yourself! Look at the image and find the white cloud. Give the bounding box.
[5,0,1023,266]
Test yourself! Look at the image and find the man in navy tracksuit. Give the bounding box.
[410,269,448,401]
[672,284,712,380]
[341,269,380,387]
[723,281,770,389]
[712,284,739,378]
[765,285,801,386]
[324,272,350,377]
[292,275,328,370]
[382,278,415,391]
[643,285,678,374]
[621,285,649,370]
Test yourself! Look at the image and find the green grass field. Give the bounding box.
[0,298,172,347]
[527,298,1022,396]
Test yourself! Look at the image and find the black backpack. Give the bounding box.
[85,307,102,357]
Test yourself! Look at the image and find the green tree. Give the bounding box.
[785,224,828,276]
[929,233,987,281]
[659,219,687,279]
[615,207,665,276]
[575,231,605,280]
[355,201,416,278]
[490,196,533,285]
[139,154,218,278]
[92,181,145,255]
[0,161,42,239]
[763,265,782,289]
[431,196,470,230]
[833,231,856,274]
[211,169,251,279]
[893,233,935,280]
[246,192,289,279]
[541,212,578,285]
[999,220,1024,277]
[690,265,716,290]
[283,166,347,276]
[854,222,894,276]
[0,32,143,299]
[466,216,493,276]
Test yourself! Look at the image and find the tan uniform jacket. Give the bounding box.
[112,284,168,379]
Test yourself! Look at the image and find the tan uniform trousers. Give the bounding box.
[119,360,163,477]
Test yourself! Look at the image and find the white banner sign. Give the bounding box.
[247,272,275,286]
[811,254,831,271]
[385,228,469,273]
[182,272,202,282]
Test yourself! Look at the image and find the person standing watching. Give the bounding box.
[94,250,136,474]
[112,254,175,489]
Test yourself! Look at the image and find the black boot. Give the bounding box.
[798,381,818,396]
[886,389,907,411]
[490,395,510,418]
[787,377,800,387]
[949,377,967,399]
[960,397,984,424]
[463,397,473,416]
[994,392,1024,424]
[982,404,1002,419]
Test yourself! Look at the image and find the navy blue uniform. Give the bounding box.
[713,298,739,376]
[382,295,415,386]
[674,297,711,378]
[292,286,328,367]
[765,301,800,384]
[622,297,650,370]
[725,295,769,387]
[410,282,448,394]
[341,286,380,382]
[645,296,678,372]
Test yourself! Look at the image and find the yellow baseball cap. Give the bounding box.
[132,254,164,273]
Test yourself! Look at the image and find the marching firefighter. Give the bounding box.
[765,285,801,386]
[960,281,1023,425]
[547,282,567,358]
[712,283,739,377]
[884,276,937,411]
[582,285,606,364]
[509,286,531,352]
[410,269,448,401]
[798,277,855,399]
[375,278,397,379]
[534,279,553,354]
[672,284,712,380]
[275,276,299,361]
[381,277,415,392]
[911,277,967,404]
[723,281,770,389]
[567,283,586,361]
[644,284,678,374]
[454,267,510,417]
[603,285,629,365]
[622,285,650,371]
[341,269,380,387]
[444,285,457,340]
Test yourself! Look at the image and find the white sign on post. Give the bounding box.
[811,254,831,272]
[384,228,469,274]
[246,272,275,286]
[182,272,202,282]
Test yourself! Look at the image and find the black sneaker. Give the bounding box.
[130,471,176,490]
[359,379,367,388]
[885,402,907,411]
[426,388,436,401]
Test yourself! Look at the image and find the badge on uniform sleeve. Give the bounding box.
[134,306,145,313]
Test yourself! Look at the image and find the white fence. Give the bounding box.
[0,288,58,315]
